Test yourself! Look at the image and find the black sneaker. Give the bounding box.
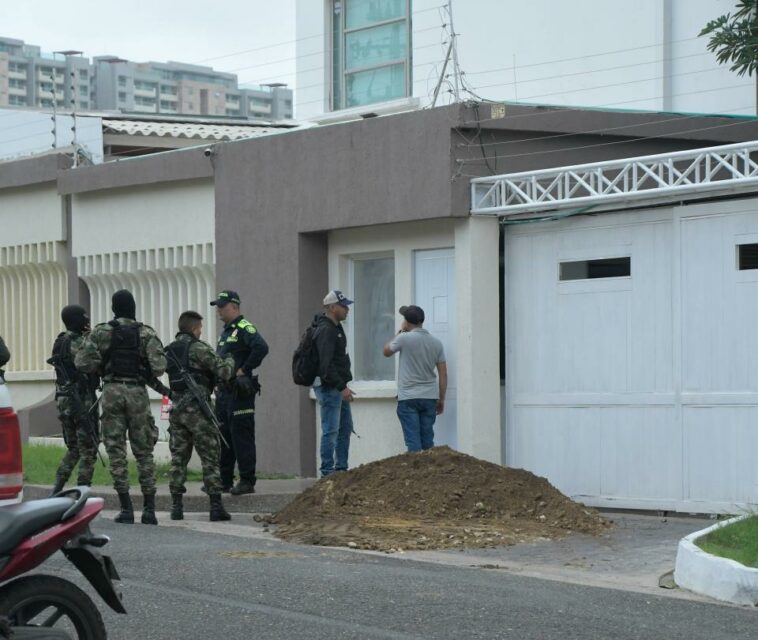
[230,479,256,495]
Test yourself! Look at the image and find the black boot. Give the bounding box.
[49,477,65,497]
[209,494,231,522]
[114,492,134,524]
[170,493,184,520]
[230,479,255,495]
[141,493,158,525]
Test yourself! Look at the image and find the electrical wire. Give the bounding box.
[193,3,447,65]
[455,111,758,170]
[463,35,707,78]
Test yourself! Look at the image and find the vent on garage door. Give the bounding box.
[559,257,631,281]
[737,243,758,270]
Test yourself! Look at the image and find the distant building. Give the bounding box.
[0,37,91,110]
[0,36,293,119]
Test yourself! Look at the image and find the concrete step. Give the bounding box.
[24,478,316,514]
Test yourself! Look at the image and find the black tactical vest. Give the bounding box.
[104,321,144,379]
[50,332,78,387]
[166,337,214,393]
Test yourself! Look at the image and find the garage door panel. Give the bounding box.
[682,212,758,392]
[510,407,601,497]
[684,406,758,503]
[508,220,672,396]
[598,406,681,500]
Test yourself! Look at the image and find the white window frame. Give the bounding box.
[346,250,396,382]
[330,0,412,111]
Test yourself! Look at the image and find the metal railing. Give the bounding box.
[471,141,758,217]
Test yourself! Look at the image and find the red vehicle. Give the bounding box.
[0,487,125,639]
[0,374,22,507]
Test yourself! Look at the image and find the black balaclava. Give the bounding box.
[112,290,136,320]
[61,305,89,333]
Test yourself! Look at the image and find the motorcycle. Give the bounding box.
[0,487,125,639]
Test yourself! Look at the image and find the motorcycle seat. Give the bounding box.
[0,498,74,556]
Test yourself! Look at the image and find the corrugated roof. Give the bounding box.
[102,119,283,141]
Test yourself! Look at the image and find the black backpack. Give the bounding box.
[292,323,319,386]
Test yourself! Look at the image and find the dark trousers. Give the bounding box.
[216,391,256,485]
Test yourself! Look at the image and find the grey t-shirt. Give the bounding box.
[388,328,445,401]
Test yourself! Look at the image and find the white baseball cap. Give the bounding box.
[323,290,354,306]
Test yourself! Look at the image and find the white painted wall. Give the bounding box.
[0,109,103,163]
[505,197,758,513]
[1,176,216,430]
[0,184,66,408]
[296,0,755,120]
[322,217,500,467]
[72,180,216,338]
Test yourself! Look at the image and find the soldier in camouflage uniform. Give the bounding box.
[49,305,100,495]
[75,289,166,525]
[165,311,235,521]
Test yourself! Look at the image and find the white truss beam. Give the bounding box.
[470,141,758,217]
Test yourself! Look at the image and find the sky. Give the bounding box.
[0,0,297,88]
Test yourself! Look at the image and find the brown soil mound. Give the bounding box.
[272,446,610,551]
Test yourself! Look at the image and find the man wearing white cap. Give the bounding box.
[312,290,356,476]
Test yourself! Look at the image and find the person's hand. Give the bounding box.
[341,387,356,402]
[436,399,445,415]
[235,374,255,397]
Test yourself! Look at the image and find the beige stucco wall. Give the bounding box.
[320,217,501,468]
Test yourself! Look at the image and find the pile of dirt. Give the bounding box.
[271,447,610,552]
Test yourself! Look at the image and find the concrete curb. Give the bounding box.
[24,484,301,514]
[674,515,758,606]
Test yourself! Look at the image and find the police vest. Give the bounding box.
[104,321,145,379]
[166,337,214,393]
[217,318,255,370]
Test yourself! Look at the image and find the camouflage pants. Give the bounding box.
[101,382,156,494]
[168,395,222,495]
[55,396,98,486]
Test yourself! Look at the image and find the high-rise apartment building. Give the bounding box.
[0,36,293,119]
[0,37,91,110]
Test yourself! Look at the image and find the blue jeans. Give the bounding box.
[314,386,352,477]
[397,399,437,452]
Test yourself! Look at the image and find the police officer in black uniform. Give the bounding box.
[211,290,269,495]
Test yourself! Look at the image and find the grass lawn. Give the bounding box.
[22,444,295,486]
[696,515,758,569]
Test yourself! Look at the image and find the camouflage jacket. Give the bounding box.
[169,333,235,398]
[75,317,166,382]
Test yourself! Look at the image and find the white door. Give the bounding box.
[414,248,456,448]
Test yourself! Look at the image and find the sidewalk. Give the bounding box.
[395,512,719,602]
[25,478,317,513]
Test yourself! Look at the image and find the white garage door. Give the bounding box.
[505,198,758,513]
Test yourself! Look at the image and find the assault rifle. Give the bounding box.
[46,355,105,466]
[164,348,229,449]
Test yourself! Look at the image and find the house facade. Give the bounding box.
[4,102,758,512]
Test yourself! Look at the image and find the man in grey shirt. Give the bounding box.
[383,305,447,452]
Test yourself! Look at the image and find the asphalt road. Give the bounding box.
[38,513,757,640]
